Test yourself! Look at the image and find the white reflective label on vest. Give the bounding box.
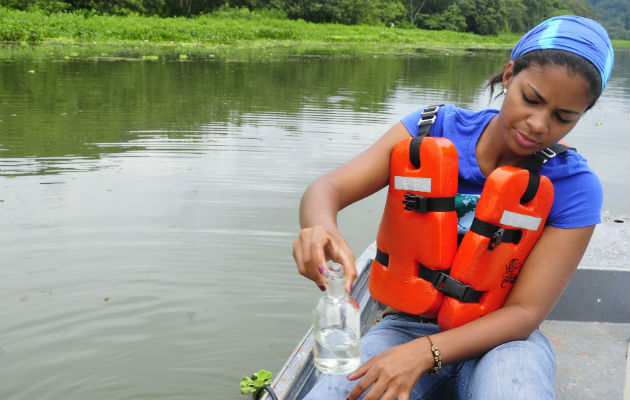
[500,211,542,231]
[394,176,431,192]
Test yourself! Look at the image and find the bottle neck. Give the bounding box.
[325,263,345,300]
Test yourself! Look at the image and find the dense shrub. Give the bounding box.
[0,0,626,38]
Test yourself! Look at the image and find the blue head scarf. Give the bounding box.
[511,15,614,90]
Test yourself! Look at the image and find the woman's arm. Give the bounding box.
[293,122,410,292]
[433,224,595,361]
[346,224,595,400]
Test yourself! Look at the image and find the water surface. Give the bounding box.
[0,45,628,399]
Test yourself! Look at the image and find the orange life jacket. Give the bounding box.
[369,108,560,329]
[368,135,459,316]
[436,166,553,330]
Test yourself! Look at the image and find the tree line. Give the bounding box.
[1,0,627,38]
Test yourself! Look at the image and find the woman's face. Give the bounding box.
[499,61,594,156]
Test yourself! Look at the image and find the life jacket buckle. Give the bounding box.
[488,228,505,250]
[435,272,449,289]
[532,147,556,164]
[417,105,441,137]
[539,147,557,159]
[421,105,440,117]
[435,272,482,303]
[403,193,428,213]
[418,114,437,130]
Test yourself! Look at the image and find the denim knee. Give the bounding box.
[466,330,555,400]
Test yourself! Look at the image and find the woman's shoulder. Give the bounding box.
[541,148,599,181]
[543,149,603,228]
[400,105,498,138]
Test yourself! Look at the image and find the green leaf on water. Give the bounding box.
[256,369,272,382]
[239,369,273,396]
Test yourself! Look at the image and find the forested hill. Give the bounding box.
[1,0,628,39]
[586,0,629,39]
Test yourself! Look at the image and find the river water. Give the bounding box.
[0,44,628,399]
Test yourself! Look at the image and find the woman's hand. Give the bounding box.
[292,122,410,293]
[292,225,356,292]
[346,338,432,400]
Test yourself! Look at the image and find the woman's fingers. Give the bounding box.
[324,231,356,293]
[292,237,315,284]
[347,369,411,400]
[346,360,370,381]
[346,368,378,400]
[380,388,408,400]
[293,225,357,292]
[293,226,332,290]
[346,342,423,400]
[308,225,330,271]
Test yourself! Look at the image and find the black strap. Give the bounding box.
[409,136,423,169]
[254,385,279,400]
[457,233,465,248]
[409,105,442,168]
[402,193,455,213]
[418,265,483,303]
[520,143,573,204]
[405,105,453,212]
[524,143,573,173]
[417,105,441,137]
[375,248,389,267]
[520,171,540,204]
[376,249,482,303]
[470,218,522,251]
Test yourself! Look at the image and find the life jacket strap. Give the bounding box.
[470,218,523,251]
[524,143,574,173]
[418,105,441,137]
[402,193,455,213]
[375,248,389,267]
[418,265,483,303]
[520,171,541,204]
[375,248,483,303]
[410,105,443,169]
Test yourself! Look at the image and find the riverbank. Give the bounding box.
[3,7,628,57]
[0,7,524,53]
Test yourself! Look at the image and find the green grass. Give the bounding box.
[0,7,525,53]
[2,7,626,55]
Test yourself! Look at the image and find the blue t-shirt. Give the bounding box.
[400,104,602,229]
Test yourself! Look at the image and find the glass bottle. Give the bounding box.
[312,262,361,374]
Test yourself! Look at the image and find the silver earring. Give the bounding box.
[503,87,508,95]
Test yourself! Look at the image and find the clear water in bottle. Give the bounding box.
[314,326,361,374]
[312,262,361,374]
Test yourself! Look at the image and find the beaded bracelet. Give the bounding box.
[422,335,442,375]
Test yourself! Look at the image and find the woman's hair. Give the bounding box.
[487,49,603,110]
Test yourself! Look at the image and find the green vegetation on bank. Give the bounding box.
[0,7,527,51]
[1,0,628,39]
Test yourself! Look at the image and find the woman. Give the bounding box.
[292,15,614,400]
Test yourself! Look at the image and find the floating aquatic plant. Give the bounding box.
[239,369,272,396]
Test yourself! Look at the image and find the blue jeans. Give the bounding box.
[303,315,555,400]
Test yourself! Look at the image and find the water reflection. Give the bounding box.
[0,49,510,176]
